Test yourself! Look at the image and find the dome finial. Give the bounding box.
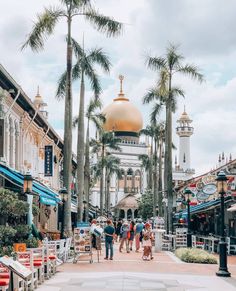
[119,75,124,94]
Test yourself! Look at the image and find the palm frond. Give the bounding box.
[143,87,159,104]
[84,59,102,95]
[88,48,111,73]
[72,62,81,80]
[22,6,64,51]
[166,43,183,70]
[71,37,84,58]
[56,70,67,100]
[84,8,123,37]
[145,56,166,71]
[87,97,102,116]
[150,103,163,124]
[176,64,204,83]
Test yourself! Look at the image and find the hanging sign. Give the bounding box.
[202,183,217,195]
[44,145,53,176]
[196,191,209,202]
[0,119,4,157]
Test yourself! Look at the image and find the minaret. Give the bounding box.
[33,87,48,119]
[176,107,194,171]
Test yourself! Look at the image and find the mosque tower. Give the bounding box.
[176,107,193,171]
[33,87,48,119]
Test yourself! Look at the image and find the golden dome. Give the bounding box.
[102,76,143,133]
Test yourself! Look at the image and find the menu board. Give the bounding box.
[0,256,32,280]
[74,226,91,253]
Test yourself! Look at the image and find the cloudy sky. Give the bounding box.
[1,0,236,175]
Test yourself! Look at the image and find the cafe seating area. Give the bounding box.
[0,238,72,291]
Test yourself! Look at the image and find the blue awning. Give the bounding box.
[0,163,60,205]
[182,198,221,215]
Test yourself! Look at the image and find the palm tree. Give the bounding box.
[91,131,121,215]
[104,155,122,214]
[145,44,203,231]
[138,154,152,190]
[57,39,111,221]
[22,0,122,234]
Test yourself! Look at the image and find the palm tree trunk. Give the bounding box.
[77,71,85,222]
[105,170,108,215]
[165,72,173,233]
[63,16,73,235]
[149,137,154,190]
[158,140,163,216]
[84,119,90,222]
[153,137,158,217]
[100,145,105,215]
[107,177,111,214]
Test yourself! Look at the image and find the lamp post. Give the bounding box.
[155,205,159,217]
[95,205,99,218]
[184,188,192,248]
[23,171,33,194]
[215,170,231,277]
[59,187,68,239]
[83,200,87,222]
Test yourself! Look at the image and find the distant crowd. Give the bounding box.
[91,218,154,261]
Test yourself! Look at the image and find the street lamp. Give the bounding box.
[95,205,99,218]
[155,205,159,217]
[184,188,192,248]
[59,187,68,239]
[23,171,33,194]
[83,200,87,222]
[215,170,231,277]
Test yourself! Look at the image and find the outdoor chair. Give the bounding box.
[0,263,9,291]
[226,237,236,255]
[16,251,38,290]
[44,242,57,276]
[192,235,205,249]
[27,248,45,284]
[64,237,72,262]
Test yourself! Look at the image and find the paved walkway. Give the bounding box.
[38,242,236,290]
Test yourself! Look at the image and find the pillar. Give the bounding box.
[124,209,127,220]
[131,209,134,220]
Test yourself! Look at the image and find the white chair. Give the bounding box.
[27,248,45,284]
[64,237,72,262]
[16,251,38,290]
[226,237,236,255]
[44,242,57,276]
[192,235,205,249]
[0,263,10,291]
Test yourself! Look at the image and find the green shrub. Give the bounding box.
[0,226,17,245]
[14,225,31,241]
[24,237,39,248]
[0,245,14,257]
[175,248,217,264]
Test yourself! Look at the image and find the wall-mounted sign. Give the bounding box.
[0,119,4,157]
[197,191,210,202]
[202,183,217,195]
[44,145,53,177]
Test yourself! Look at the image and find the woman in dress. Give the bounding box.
[129,221,135,251]
[142,222,154,261]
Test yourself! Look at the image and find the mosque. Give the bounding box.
[90,76,195,219]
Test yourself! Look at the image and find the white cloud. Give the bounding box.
[1,0,236,176]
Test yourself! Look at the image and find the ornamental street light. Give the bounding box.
[23,171,33,194]
[184,188,193,248]
[59,187,68,239]
[95,205,99,218]
[215,170,231,277]
[83,200,87,222]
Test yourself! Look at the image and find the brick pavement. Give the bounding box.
[37,242,236,290]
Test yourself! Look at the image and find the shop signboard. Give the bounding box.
[0,119,4,157]
[74,224,91,253]
[196,191,209,202]
[202,183,217,195]
[44,145,53,176]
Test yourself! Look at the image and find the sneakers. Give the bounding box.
[104,257,108,260]
[110,257,113,260]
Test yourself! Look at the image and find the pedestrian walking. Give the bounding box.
[134,218,144,252]
[115,220,122,242]
[119,221,130,253]
[142,222,154,261]
[129,221,135,251]
[104,220,115,260]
